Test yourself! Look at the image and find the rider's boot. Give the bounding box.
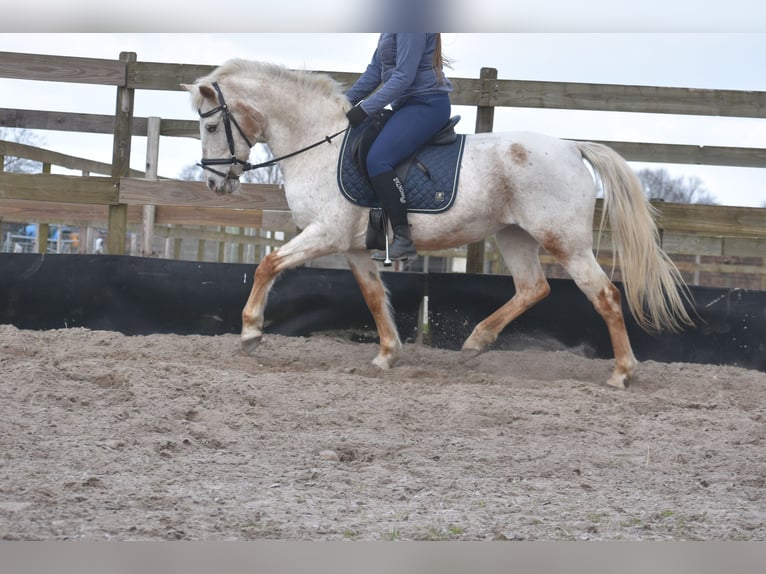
[369,171,417,261]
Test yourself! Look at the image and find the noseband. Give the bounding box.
[196,82,349,180]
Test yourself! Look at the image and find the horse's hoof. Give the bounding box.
[241,335,262,355]
[372,354,394,370]
[460,347,483,363]
[607,361,637,389]
[606,373,628,389]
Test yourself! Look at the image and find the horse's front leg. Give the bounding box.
[241,225,338,353]
[240,250,278,353]
[345,251,402,369]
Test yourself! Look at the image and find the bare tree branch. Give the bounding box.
[637,167,718,204]
[0,128,45,174]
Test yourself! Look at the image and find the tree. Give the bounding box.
[0,128,45,173]
[636,167,717,204]
[179,143,283,185]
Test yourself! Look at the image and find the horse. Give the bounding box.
[181,59,694,389]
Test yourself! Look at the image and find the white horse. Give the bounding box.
[182,59,693,389]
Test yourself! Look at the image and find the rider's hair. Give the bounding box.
[432,33,452,85]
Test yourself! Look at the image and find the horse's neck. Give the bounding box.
[266,118,345,172]
[250,80,346,172]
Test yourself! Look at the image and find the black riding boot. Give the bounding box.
[370,171,417,261]
[372,223,416,262]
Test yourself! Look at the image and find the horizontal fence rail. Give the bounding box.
[1,50,765,289]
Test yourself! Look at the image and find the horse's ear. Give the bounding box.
[180,82,217,102]
[197,83,218,102]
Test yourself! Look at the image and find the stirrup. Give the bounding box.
[371,229,395,266]
[371,249,415,264]
[371,232,416,265]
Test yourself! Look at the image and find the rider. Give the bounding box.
[345,33,453,261]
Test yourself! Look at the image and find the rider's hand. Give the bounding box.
[346,103,368,128]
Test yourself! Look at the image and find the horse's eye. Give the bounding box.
[206,124,218,133]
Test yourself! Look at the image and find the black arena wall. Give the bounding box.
[0,254,763,373]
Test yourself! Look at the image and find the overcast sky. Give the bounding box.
[1,5,765,207]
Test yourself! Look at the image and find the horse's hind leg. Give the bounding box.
[345,251,402,369]
[462,226,551,357]
[552,247,638,389]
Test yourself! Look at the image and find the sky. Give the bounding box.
[1,3,765,208]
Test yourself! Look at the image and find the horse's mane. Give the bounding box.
[197,59,347,104]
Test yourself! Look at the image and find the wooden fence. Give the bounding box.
[1,50,765,289]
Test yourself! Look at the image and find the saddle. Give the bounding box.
[351,110,462,185]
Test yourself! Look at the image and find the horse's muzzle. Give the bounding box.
[207,174,241,195]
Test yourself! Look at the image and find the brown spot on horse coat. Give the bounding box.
[539,231,569,267]
[233,101,268,142]
[511,143,529,166]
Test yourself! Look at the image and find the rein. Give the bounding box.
[197,81,348,178]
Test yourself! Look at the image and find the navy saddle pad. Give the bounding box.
[336,116,466,214]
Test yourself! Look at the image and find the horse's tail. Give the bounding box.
[576,141,695,333]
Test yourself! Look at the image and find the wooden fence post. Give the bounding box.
[107,51,136,256]
[465,67,498,274]
[217,226,225,262]
[36,162,53,254]
[142,116,161,257]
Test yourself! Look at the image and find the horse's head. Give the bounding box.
[181,80,266,195]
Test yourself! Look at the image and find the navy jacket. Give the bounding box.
[346,33,453,115]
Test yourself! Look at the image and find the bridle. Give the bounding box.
[196,81,348,179]
[197,82,254,179]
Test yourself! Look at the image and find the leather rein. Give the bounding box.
[196,81,348,179]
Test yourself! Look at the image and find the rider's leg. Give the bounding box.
[366,93,450,261]
[369,171,416,261]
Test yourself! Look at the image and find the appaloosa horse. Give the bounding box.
[182,59,693,388]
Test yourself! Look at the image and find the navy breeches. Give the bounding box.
[366,92,451,178]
